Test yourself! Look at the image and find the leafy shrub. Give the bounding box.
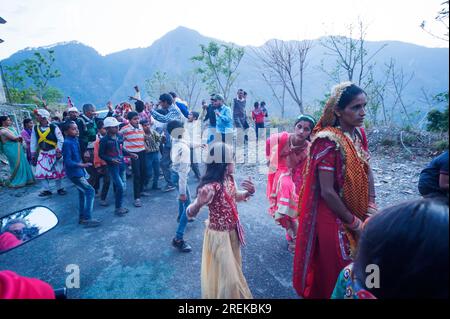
[426,107,449,132]
[432,140,449,152]
[403,125,414,133]
[269,117,294,130]
[381,138,396,147]
[402,134,417,146]
[426,92,449,132]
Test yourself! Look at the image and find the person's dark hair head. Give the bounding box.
[127,111,139,121]
[167,120,184,137]
[140,119,150,126]
[82,103,95,113]
[97,120,104,130]
[191,111,199,120]
[23,118,32,127]
[295,114,316,129]
[254,102,260,108]
[213,94,224,102]
[169,92,177,99]
[52,116,61,122]
[261,101,266,107]
[197,142,234,192]
[353,198,449,299]
[62,120,76,133]
[63,111,68,118]
[336,84,366,110]
[2,218,27,237]
[159,93,174,105]
[0,116,9,127]
[3,218,27,230]
[135,100,145,113]
[197,142,234,191]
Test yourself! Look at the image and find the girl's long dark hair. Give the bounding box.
[197,142,233,192]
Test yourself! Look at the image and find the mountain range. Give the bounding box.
[1,26,448,118]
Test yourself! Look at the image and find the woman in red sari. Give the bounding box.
[293,82,378,299]
[266,115,316,253]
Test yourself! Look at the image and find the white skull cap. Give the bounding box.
[37,109,50,119]
[103,117,120,128]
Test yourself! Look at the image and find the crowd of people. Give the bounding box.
[0,82,448,299]
[0,87,259,241]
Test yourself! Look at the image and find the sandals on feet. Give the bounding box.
[39,190,52,197]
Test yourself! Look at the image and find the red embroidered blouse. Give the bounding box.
[207,175,239,232]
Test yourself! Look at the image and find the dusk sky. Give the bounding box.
[0,0,448,59]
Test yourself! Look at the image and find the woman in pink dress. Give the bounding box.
[266,115,316,252]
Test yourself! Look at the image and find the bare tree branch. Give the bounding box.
[252,39,313,114]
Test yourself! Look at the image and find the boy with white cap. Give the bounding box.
[67,106,85,135]
[31,109,66,197]
[99,117,137,216]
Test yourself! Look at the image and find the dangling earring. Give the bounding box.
[334,112,341,127]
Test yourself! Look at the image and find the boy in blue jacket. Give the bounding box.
[99,117,137,216]
[62,121,101,227]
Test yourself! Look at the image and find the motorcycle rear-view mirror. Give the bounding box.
[0,206,58,254]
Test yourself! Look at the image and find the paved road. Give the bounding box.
[0,166,298,299]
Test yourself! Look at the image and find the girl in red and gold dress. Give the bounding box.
[186,142,255,299]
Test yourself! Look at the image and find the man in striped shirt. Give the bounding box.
[120,111,149,207]
[148,93,184,192]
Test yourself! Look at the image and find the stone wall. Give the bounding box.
[0,104,34,131]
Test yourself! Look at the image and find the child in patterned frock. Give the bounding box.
[186,142,255,299]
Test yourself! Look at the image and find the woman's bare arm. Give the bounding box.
[0,128,20,142]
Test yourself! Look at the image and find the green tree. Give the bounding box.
[23,50,62,102]
[191,41,244,103]
[43,87,63,104]
[4,63,25,90]
[172,71,205,108]
[7,88,35,104]
[426,92,449,132]
[145,71,170,101]
[3,62,35,104]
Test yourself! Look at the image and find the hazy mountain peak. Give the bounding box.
[152,25,208,46]
[169,26,201,35]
